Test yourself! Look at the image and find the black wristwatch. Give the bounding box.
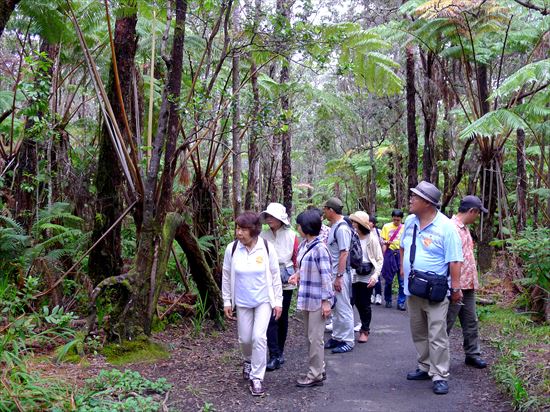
[336,272,344,278]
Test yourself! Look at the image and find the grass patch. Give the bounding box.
[102,337,170,366]
[478,305,550,411]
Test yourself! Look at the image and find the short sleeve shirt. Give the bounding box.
[381,222,404,250]
[400,212,463,295]
[451,215,479,290]
[327,218,351,275]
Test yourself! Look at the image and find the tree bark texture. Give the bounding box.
[89,10,138,285]
[231,8,242,218]
[420,50,438,183]
[244,57,260,211]
[175,218,222,316]
[406,44,418,197]
[13,40,58,229]
[0,0,20,39]
[516,128,527,232]
[122,0,187,338]
[278,0,293,216]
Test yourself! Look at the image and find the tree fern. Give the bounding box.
[490,59,550,100]
[459,109,529,140]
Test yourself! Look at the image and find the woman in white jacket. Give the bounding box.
[222,211,283,397]
[349,211,383,343]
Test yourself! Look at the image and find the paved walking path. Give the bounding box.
[251,303,512,412]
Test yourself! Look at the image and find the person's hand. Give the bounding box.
[273,306,282,320]
[333,276,343,293]
[321,300,332,319]
[288,274,299,285]
[224,306,236,320]
[450,289,463,304]
[367,277,377,288]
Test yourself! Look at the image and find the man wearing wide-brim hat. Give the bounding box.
[447,195,488,370]
[399,181,464,395]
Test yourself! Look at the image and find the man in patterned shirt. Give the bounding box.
[447,195,488,369]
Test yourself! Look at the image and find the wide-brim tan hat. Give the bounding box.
[260,202,290,226]
[349,211,370,229]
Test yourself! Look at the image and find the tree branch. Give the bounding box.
[512,0,549,15]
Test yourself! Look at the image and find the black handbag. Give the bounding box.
[407,225,449,303]
[356,261,374,276]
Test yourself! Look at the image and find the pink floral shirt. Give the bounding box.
[451,215,479,290]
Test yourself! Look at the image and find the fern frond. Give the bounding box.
[459,109,529,140]
[491,59,550,100]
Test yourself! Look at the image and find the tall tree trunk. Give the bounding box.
[89,7,138,285]
[476,64,496,272]
[231,5,242,218]
[222,128,231,209]
[244,57,260,211]
[278,0,293,216]
[13,40,58,229]
[368,145,376,216]
[420,50,438,183]
[406,44,418,197]
[118,0,187,338]
[0,0,20,39]
[516,128,527,232]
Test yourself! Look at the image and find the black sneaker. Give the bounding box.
[324,338,341,349]
[385,301,392,308]
[242,361,251,380]
[266,357,281,371]
[433,380,449,395]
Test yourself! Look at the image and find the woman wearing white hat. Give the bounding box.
[349,211,383,343]
[259,202,299,371]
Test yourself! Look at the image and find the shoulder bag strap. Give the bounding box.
[298,239,321,268]
[409,224,418,271]
[389,224,402,243]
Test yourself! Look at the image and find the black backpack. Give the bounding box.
[333,221,363,270]
[231,238,270,257]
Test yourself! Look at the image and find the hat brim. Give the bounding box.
[349,214,370,229]
[410,188,441,207]
[259,211,290,226]
[480,206,488,213]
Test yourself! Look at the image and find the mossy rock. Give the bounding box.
[102,337,170,365]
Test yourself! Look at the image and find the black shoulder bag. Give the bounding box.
[407,225,449,303]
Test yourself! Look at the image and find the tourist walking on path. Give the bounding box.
[349,211,383,343]
[369,215,383,305]
[222,212,283,396]
[381,209,406,310]
[447,195,489,369]
[288,209,334,387]
[259,203,299,371]
[400,181,463,395]
[323,197,355,353]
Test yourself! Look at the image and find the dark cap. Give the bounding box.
[460,195,488,213]
[324,197,344,214]
[410,181,441,207]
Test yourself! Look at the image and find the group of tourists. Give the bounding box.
[222,180,488,397]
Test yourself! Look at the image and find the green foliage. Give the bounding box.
[479,305,550,411]
[491,59,550,100]
[101,337,170,366]
[506,228,550,295]
[191,291,209,336]
[74,369,171,412]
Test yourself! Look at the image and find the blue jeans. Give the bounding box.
[384,271,405,306]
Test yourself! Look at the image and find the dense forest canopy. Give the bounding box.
[0,0,548,342]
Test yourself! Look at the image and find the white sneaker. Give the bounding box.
[325,322,333,332]
[375,294,382,305]
[371,294,375,304]
[354,323,361,332]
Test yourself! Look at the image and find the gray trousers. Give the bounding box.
[446,289,481,357]
[332,271,355,346]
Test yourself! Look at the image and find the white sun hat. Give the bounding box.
[260,203,290,226]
